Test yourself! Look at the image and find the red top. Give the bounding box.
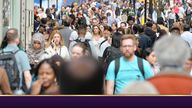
[148,74,192,95]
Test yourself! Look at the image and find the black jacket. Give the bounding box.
[144,27,157,46]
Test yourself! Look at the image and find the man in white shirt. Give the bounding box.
[181,24,192,48]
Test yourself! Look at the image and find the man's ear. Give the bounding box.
[134,45,137,51]
[120,46,123,52]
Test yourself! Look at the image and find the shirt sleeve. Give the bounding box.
[18,51,31,72]
[105,60,115,81]
[143,60,154,79]
[69,31,78,41]
[69,41,76,55]
[62,46,70,60]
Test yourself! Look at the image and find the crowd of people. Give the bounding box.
[0,0,192,95]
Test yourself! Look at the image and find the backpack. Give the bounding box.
[74,39,92,55]
[185,8,191,15]
[113,57,145,94]
[114,57,145,79]
[0,50,21,90]
[102,47,122,71]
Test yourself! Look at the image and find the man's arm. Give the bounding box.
[0,68,12,94]
[105,61,116,95]
[24,70,32,89]
[18,51,32,89]
[105,80,115,95]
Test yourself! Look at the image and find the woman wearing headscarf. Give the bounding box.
[27,33,46,76]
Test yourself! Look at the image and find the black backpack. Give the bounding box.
[114,57,145,79]
[103,47,122,65]
[74,39,92,55]
[101,46,122,74]
[0,50,21,90]
[113,57,145,94]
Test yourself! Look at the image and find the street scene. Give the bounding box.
[0,0,191,95]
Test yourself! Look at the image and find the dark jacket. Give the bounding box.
[136,33,152,57]
[144,27,157,46]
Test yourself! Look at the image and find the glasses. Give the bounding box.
[121,45,134,48]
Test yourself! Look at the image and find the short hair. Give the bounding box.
[146,21,153,28]
[157,17,164,25]
[154,36,190,71]
[72,42,87,55]
[104,25,112,32]
[101,16,107,21]
[78,25,87,36]
[183,24,190,31]
[120,22,127,27]
[170,26,181,36]
[127,16,135,22]
[6,28,19,42]
[156,29,168,41]
[62,16,71,27]
[120,34,139,47]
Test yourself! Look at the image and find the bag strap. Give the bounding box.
[99,39,107,49]
[114,58,120,79]
[114,57,120,94]
[13,50,20,55]
[0,49,20,55]
[137,57,145,79]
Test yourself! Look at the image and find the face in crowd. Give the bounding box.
[37,61,56,88]
[33,40,41,50]
[71,45,84,60]
[120,35,137,59]
[71,43,88,60]
[52,33,61,46]
[146,51,157,66]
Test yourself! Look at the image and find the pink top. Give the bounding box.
[174,7,179,14]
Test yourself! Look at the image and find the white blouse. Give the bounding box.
[43,46,70,60]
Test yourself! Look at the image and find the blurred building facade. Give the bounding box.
[0,0,34,49]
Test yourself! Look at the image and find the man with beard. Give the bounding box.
[105,35,154,95]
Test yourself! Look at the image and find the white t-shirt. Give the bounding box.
[70,31,92,41]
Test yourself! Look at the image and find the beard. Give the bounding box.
[123,52,134,59]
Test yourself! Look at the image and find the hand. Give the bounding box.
[31,79,44,95]
[51,40,56,48]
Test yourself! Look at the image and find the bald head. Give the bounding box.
[6,28,19,43]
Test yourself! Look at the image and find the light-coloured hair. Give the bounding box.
[92,25,102,36]
[154,36,190,72]
[48,30,65,46]
[120,34,139,47]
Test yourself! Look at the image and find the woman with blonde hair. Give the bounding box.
[92,25,109,57]
[43,30,70,60]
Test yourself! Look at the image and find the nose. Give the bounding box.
[72,53,77,58]
[125,47,130,50]
[41,73,47,79]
